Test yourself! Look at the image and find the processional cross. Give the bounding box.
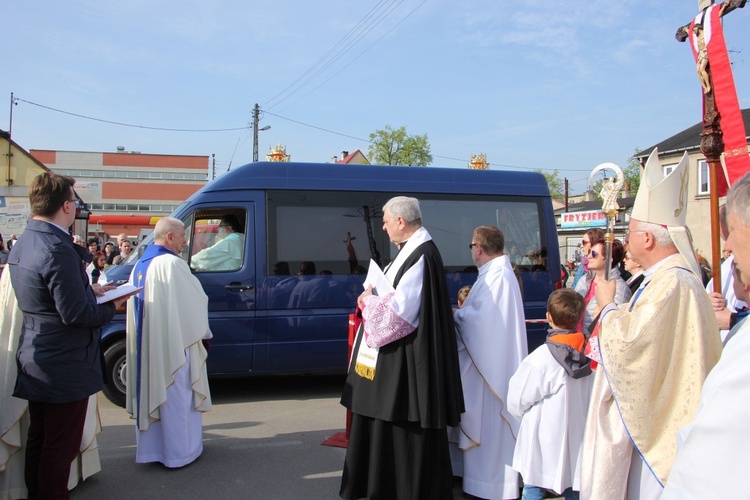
[676,0,747,292]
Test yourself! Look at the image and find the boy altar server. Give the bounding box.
[508,288,592,500]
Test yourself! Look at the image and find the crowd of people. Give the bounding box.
[3,161,750,499]
[341,154,750,499]
[75,232,139,284]
[0,173,209,499]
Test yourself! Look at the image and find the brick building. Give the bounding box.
[30,149,208,239]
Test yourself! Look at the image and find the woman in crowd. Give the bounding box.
[87,251,108,285]
[575,238,631,335]
[104,241,117,265]
[112,239,134,265]
[571,228,605,289]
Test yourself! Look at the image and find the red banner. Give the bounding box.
[689,5,750,196]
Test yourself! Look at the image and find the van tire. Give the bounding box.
[102,339,127,408]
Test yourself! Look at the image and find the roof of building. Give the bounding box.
[337,150,369,164]
[635,108,750,160]
[0,129,51,173]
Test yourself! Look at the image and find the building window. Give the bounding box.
[698,160,709,195]
[663,164,676,176]
[52,168,205,181]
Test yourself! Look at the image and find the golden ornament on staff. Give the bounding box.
[589,162,624,280]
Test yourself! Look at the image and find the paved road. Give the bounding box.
[69,375,516,499]
[70,375,349,500]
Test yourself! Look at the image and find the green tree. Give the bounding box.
[623,148,642,197]
[368,125,432,166]
[535,169,565,199]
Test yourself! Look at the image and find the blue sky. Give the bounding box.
[2,0,749,194]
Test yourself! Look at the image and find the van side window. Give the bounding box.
[187,209,247,272]
[266,191,547,306]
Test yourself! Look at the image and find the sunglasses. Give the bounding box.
[590,249,601,259]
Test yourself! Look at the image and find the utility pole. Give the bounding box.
[252,103,260,162]
[6,92,18,186]
[252,103,271,162]
[211,153,215,180]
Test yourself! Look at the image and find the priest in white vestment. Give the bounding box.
[581,150,722,500]
[126,217,212,468]
[0,269,101,499]
[661,172,750,498]
[449,225,527,500]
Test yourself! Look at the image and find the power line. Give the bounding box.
[17,98,249,132]
[263,110,371,143]
[272,0,406,110]
[16,95,593,176]
[263,0,397,109]
[265,0,421,111]
[279,0,428,112]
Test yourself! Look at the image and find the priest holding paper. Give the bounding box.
[126,217,212,468]
[340,196,464,499]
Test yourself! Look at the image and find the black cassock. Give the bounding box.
[340,239,464,500]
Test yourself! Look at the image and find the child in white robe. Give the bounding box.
[507,288,593,500]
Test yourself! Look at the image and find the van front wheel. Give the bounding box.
[102,339,127,408]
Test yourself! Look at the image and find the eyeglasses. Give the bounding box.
[624,229,645,243]
[582,239,591,245]
[590,249,601,259]
[468,243,479,250]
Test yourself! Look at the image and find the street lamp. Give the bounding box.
[253,125,270,162]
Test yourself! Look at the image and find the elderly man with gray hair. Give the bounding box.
[126,217,212,468]
[581,150,721,499]
[661,172,750,497]
[340,196,464,499]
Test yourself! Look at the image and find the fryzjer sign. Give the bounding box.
[560,210,606,228]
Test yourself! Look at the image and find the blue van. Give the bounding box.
[100,162,561,406]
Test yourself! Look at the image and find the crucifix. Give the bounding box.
[676,0,747,292]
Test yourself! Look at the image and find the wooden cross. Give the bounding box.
[676,0,746,292]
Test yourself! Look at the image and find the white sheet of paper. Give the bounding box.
[363,258,394,295]
[96,283,143,304]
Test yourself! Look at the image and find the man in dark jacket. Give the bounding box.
[8,172,127,499]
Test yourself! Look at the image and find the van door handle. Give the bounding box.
[225,283,255,292]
